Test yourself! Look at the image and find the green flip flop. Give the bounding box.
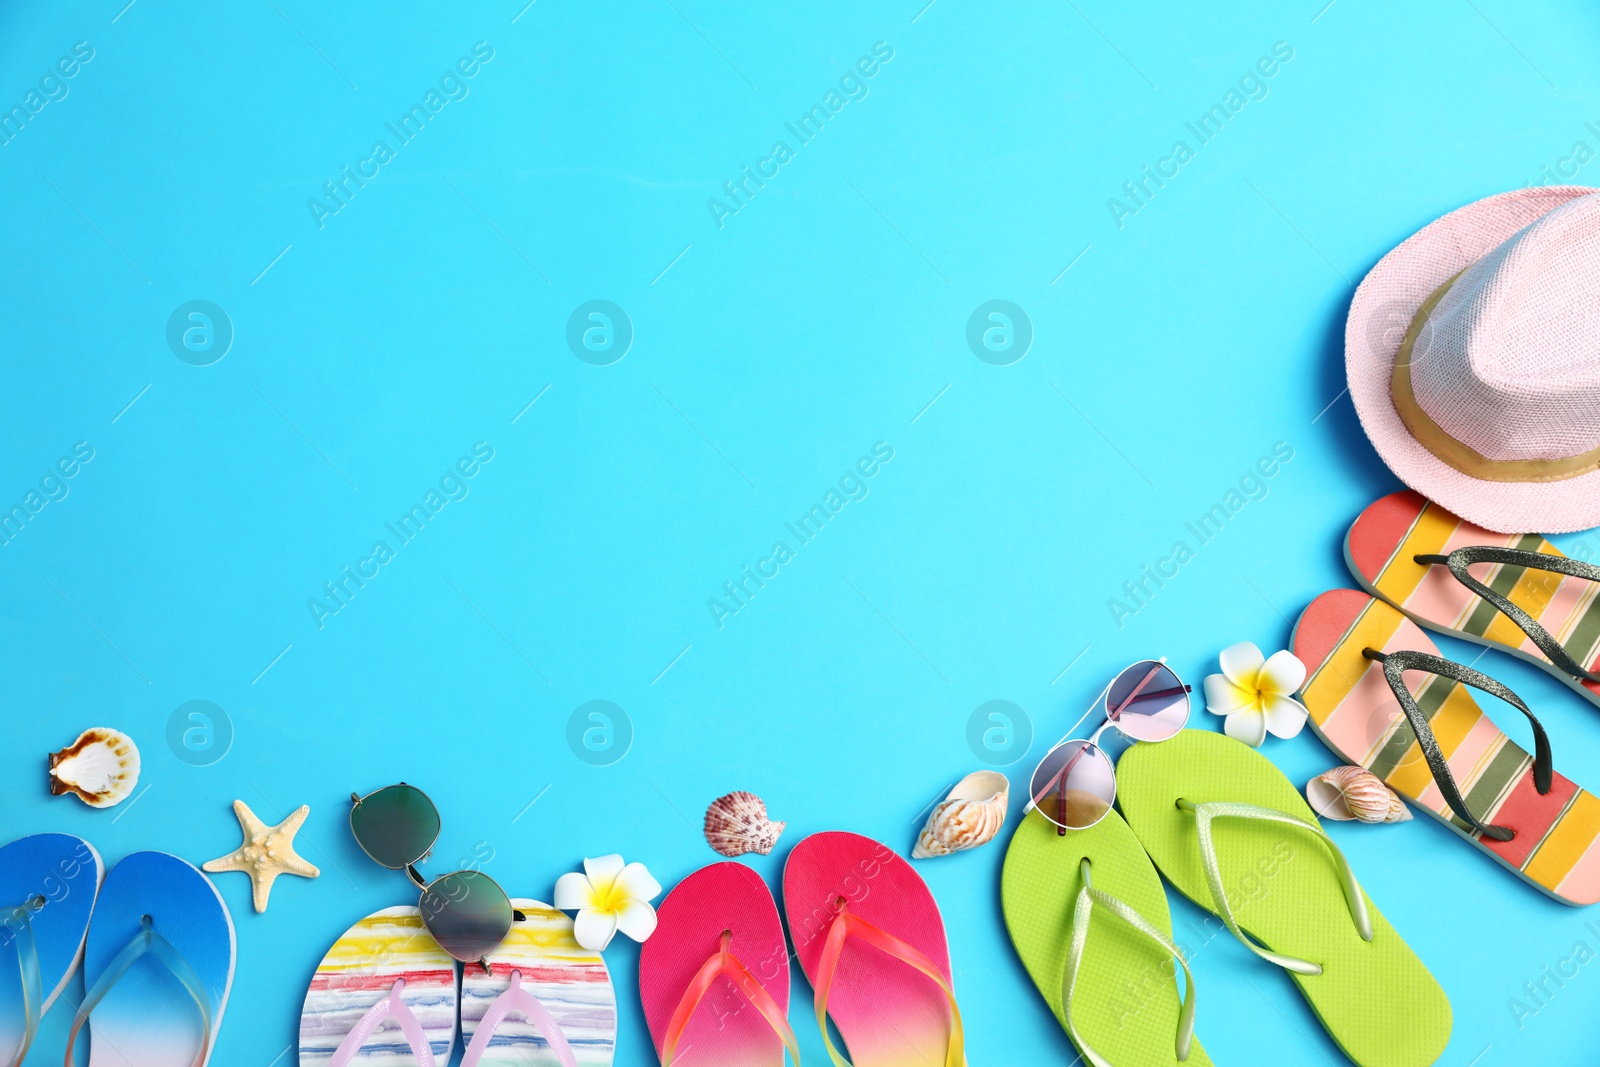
[1117,729,1450,1067]
[1002,807,1212,1067]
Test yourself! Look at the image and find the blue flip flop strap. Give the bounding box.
[3,902,44,1067]
[63,916,214,1067]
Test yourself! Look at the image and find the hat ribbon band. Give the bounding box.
[1392,271,1600,484]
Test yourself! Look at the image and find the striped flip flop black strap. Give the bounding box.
[1361,647,1553,843]
[1415,545,1600,683]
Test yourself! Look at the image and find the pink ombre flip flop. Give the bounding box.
[783,832,965,1067]
[639,862,798,1066]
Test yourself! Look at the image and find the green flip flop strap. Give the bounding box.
[1063,859,1197,1067]
[1179,799,1372,976]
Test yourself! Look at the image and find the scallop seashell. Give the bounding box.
[48,727,141,808]
[704,791,786,857]
[913,771,1009,859]
[1306,765,1412,824]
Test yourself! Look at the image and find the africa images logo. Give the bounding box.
[1106,440,1295,629]
[707,442,895,629]
[307,442,495,629]
[307,42,495,230]
[1105,41,1294,231]
[0,40,94,148]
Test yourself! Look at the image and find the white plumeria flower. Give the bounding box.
[553,854,662,951]
[1203,642,1309,747]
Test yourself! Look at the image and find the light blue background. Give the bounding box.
[4,0,1599,1063]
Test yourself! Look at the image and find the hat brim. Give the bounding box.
[1346,185,1600,534]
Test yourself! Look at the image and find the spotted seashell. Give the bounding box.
[48,727,141,808]
[1306,765,1412,824]
[912,771,1009,859]
[704,791,786,857]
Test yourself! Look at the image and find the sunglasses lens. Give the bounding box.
[420,870,513,962]
[350,784,441,870]
[1029,739,1116,829]
[1105,660,1190,742]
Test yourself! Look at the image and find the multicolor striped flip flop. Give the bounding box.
[299,906,457,1066]
[460,899,616,1067]
[1002,809,1211,1067]
[640,862,797,1067]
[0,833,103,1065]
[69,851,236,1067]
[1346,490,1600,708]
[784,832,965,1067]
[1294,589,1600,906]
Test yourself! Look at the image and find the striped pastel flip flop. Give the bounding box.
[640,862,798,1067]
[784,832,965,1067]
[1346,490,1600,708]
[299,907,458,1066]
[1002,809,1211,1067]
[0,833,103,1065]
[1294,589,1600,906]
[460,899,616,1066]
[69,851,236,1066]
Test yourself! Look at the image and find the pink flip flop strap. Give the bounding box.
[661,931,801,1067]
[328,977,437,1067]
[461,969,580,1067]
[813,905,964,1067]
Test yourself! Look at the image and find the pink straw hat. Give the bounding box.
[1346,185,1600,534]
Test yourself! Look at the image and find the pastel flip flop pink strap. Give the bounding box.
[813,903,964,1067]
[3,899,44,1067]
[64,915,214,1067]
[460,968,580,1067]
[329,977,436,1067]
[661,930,801,1067]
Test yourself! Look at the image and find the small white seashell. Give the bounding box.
[48,727,141,808]
[913,771,1009,859]
[1306,765,1412,824]
[704,791,786,857]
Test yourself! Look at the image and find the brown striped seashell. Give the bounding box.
[1306,765,1412,824]
[912,771,1009,859]
[703,791,786,857]
[48,727,141,808]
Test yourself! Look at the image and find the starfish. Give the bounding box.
[203,800,320,912]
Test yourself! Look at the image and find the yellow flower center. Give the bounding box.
[590,876,625,915]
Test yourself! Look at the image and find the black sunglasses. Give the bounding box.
[349,783,516,969]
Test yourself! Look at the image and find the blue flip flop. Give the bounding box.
[0,833,104,1066]
[68,851,236,1066]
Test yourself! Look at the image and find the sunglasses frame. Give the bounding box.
[349,782,518,970]
[349,782,442,887]
[1024,657,1192,833]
